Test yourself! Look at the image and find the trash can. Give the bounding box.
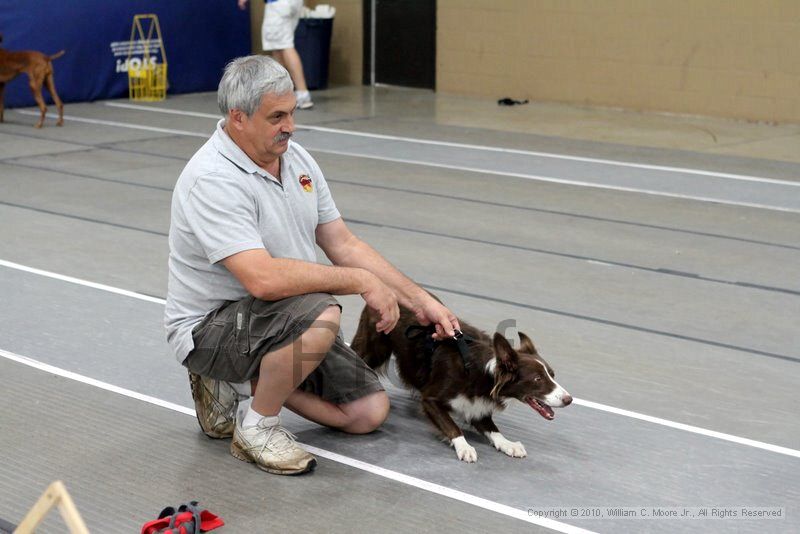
[294,16,333,90]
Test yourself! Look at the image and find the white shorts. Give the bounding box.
[262,0,303,51]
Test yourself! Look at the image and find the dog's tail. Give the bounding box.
[350,306,393,374]
[49,50,65,60]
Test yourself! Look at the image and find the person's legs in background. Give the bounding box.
[272,48,313,109]
[263,0,314,109]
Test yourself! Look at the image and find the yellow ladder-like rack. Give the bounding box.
[127,14,168,101]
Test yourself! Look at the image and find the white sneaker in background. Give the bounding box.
[295,90,314,110]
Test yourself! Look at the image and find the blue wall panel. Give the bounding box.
[0,0,250,107]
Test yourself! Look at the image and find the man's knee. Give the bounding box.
[299,304,339,351]
[313,304,341,334]
[344,391,390,434]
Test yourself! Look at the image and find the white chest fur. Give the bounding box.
[448,394,496,422]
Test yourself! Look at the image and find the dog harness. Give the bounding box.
[404,325,474,370]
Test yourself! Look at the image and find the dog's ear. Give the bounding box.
[493,332,518,373]
[518,332,537,354]
[491,333,517,399]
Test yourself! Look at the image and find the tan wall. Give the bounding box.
[324,0,363,85]
[247,0,362,86]
[437,0,800,123]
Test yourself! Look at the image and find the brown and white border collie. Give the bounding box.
[351,302,572,463]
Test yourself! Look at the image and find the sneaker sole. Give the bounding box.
[197,420,233,439]
[230,440,317,475]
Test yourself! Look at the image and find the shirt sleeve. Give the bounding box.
[183,173,265,264]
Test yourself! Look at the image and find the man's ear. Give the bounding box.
[227,109,247,131]
[493,332,518,373]
[518,331,537,354]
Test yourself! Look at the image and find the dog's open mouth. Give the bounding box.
[525,397,555,420]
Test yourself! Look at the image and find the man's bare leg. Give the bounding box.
[284,389,389,434]
[248,304,387,433]
[250,304,339,416]
[272,48,308,92]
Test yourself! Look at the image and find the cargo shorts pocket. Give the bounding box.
[231,297,254,356]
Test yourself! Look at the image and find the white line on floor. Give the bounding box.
[102,101,798,187]
[3,257,799,459]
[307,148,800,213]
[15,110,800,214]
[0,348,594,534]
[572,398,800,458]
[15,109,208,138]
[0,259,165,305]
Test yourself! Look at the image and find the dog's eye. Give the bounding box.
[534,376,541,382]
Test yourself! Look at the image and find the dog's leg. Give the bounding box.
[0,82,5,123]
[472,416,527,458]
[28,76,47,128]
[421,399,477,462]
[44,72,63,126]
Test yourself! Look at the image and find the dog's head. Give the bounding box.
[490,332,572,420]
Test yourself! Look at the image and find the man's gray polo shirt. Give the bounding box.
[165,119,340,363]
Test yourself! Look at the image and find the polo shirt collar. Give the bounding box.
[214,119,278,180]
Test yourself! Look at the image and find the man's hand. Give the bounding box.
[237,0,248,10]
[413,296,460,340]
[361,274,400,334]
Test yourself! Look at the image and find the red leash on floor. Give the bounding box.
[141,501,223,534]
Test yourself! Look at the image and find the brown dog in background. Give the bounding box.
[0,33,65,128]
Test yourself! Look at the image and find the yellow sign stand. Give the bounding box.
[13,480,89,534]
[127,14,168,101]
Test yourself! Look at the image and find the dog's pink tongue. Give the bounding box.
[527,398,555,420]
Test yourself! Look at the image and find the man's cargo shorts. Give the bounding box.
[184,293,384,405]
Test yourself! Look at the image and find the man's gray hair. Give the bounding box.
[217,55,295,117]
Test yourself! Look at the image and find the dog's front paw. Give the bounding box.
[452,436,477,463]
[488,432,527,458]
[498,440,527,458]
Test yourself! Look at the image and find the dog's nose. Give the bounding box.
[562,393,573,406]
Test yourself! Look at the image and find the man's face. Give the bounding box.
[232,91,297,163]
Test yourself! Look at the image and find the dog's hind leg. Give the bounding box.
[44,72,63,126]
[472,416,527,458]
[421,399,477,462]
[350,308,393,371]
[28,76,47,128]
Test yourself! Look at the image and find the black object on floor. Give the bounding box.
[497,97,529,106]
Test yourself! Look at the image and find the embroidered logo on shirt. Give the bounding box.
[299,174,313,192]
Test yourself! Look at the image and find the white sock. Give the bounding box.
[242,404,279,429]
[295,90,310,99]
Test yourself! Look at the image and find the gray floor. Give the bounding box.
[0,87,798,533]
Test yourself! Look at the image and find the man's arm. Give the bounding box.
[315,218,459,337]
[222,248,400,333]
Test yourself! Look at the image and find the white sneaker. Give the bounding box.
[295,91,314,110]
[230,409,317,475]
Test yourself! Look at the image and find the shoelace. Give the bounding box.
[253,425,301,456]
